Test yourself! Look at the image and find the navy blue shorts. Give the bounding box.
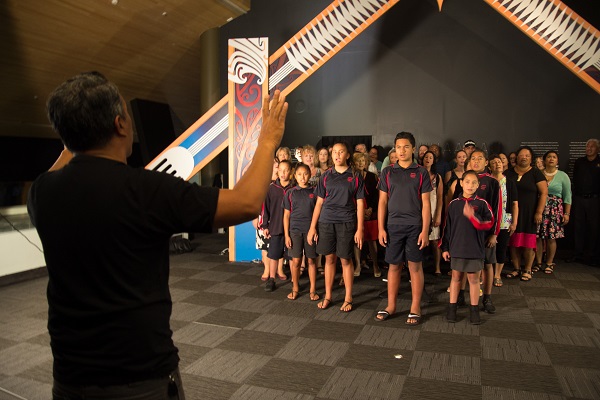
[384,224,424,265]
[267,234,286,260]
[316,221,356,260]
[289,231,317,259]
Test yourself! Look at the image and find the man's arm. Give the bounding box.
[213,91,288,228]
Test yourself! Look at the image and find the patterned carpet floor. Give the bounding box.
[1,233,599,399]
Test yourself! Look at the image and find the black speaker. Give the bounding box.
[129,99,176,165]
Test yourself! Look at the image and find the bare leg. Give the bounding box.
[277,258,286,279]
[269,258,278,279]
[494,263,504,280]
[482,264,493,295]
[353,246,361,276]
[522,248,535,274]
[460,274,468,290]
[385,264,402,315]
[288,258,301,299]
[431,242,441,274]
[340,258,354,311]
[261,250,269,279]
[449,270,464,303]
[546,239,557,265]
[535,238,544,266]
[367,241,380,276]
[508,246,522,277]
[467,271,481,306]
[319,254,337,308]
[307,258,319,300]
[407,261,424,322]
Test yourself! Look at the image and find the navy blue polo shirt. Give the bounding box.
[315,167,365,224]
[378,162,432,225]
[283,185,316,233]
[452,172,501,236]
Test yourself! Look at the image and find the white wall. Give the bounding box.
[0,228,45,277]
[0,206,45,278]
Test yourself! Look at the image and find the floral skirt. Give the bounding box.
[537,195,565,240]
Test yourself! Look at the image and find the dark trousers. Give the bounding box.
[572,195,600,261]
[52,368,185,400]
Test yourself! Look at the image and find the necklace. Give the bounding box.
[515,166,531,181]
[543,168,558,176]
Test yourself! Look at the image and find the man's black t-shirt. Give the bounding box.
[27,155,219,385]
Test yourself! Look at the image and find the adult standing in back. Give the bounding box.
[568,138,600,266]
[505,146,548,281]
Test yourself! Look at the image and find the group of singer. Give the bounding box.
[256,135,599,325]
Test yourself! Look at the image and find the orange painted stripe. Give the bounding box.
[280,0,400,96]
[485,0,600,94]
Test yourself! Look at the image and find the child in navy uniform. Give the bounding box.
[261,160,292,292]
[441,170,494,325]
[308,142,365,312]
[283,164,319,301]
[375,131,432,325]
[447,150,501,314]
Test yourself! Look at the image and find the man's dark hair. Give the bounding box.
[47,71,125,152]
[394,131,416,147]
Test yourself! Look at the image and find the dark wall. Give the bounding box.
[219,0,600,169]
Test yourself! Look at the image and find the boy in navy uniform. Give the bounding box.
[261,160,293,292]
[375,132,432,325]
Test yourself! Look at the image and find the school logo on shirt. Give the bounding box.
[480,184,487,190]
[347,177,353,182]
[309,194,314,198]
[472,205,479,211]
[410,173,416,178]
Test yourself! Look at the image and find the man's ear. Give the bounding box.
[114,114,127,137]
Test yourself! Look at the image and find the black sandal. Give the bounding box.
[340,301,353,312]
[374,310,391,321]
[318,298,331,309]
[520,271,532,281]
[505,269,521,279]
[405,313,422,326]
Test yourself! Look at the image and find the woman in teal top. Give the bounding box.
[535,150,572,274]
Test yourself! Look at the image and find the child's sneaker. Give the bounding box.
[469,305,481,325]
[446,303,458,323]
[264,278,276,292]
[482,297,496,314]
